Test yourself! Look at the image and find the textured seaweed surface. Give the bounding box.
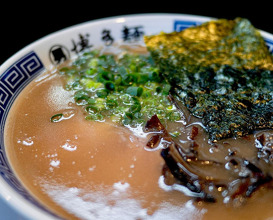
[145,18,273,141]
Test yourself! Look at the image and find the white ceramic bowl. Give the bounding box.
[1,13,273,220]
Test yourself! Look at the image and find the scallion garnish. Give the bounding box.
[54,49,181,129]
[50,113,64,123]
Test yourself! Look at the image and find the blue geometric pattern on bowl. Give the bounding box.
[0,51,56,214]
[265,38,273,53]
[1,18,273,218]
[173,20,202,32]
[0,51,44,113]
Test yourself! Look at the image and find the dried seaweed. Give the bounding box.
[144,18,273,141]
[144,18,273,72]
[173,66,273,141]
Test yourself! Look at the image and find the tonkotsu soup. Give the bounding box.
[5,44,273,220]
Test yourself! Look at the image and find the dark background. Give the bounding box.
[1,2,272,65]
[0,2,271,219]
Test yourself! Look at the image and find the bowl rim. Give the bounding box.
[1,12,273,220]
[0,13,213,68]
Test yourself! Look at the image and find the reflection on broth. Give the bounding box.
[4,28,273,219]
[4,69,203,219]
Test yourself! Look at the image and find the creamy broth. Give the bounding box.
[5,62,273,219]
[4,69,201,219]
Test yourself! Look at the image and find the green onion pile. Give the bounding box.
[57,50,181,128]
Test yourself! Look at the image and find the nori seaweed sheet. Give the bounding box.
[144,18,273,141]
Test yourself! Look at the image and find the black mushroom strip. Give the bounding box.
[145,114,273,204]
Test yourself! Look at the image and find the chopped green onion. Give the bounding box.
[50,113,64,123]
[74,90,90,102]
[126,86,143,97]
[104,81,115,91]
[55,49,181,129]
[106,99,118,108]
[96,89,108,98]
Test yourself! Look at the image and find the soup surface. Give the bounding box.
[4,53,273,219]
[4,69,201,219]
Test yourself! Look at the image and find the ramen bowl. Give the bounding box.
[1,13,273,220]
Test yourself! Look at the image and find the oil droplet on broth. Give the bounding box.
[5,70,202,219]
[7,49,273,220]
